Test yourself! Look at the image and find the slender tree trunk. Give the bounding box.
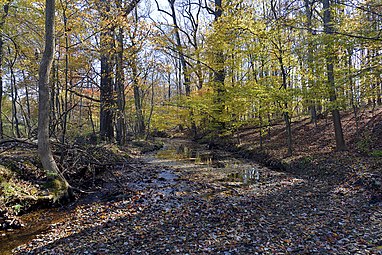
[115,0,126,145]
[267,112,271,140]
[212,0,225,131]
[168,0,196,136]
[132,56,145,136]
[277,53,293,156]
[0,34,3,139]
[10,66,20,138]
[145,72,155,140]
[22,71,32,136]
[54,55,61,133]
[284,110,292,156]
[38,0,71,199]
[259,112,263,150]
[115,27,126,144]
[196,54,203,90]
[304,0,318,126]
[323,0,346,151]
[176,58,181,97]
[50,58,57,135]
[0,2,10,139]
[88,105,96,136]
[347,48,359,137]
[61,3,69,148]
[168,0,190,96]
[131,9,145,136]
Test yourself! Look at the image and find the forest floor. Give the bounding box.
[0,108,382,254]
[219,107,382,203]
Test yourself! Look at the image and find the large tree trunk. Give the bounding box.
[38,0,70,200]
[99,1,114,141]
[99,0,141,141]
[323,0,346,151]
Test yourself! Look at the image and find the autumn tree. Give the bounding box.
[323,0,346,151]
[38,0,71,199]
[98,0,114,141]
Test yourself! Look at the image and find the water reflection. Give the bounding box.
[159,143,260,185]
[227,168,260,184]
[159,144,213,165]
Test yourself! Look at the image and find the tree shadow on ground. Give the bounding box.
[12,168,381,255]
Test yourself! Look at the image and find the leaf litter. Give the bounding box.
[5,139,382,254]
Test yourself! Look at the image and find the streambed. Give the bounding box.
[1,138,267,254]
[5,138,368,255]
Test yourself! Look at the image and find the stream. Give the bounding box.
[0,139,374,255]
[144,138,263,186]
[0,138,268,254]
[1,139,378,254]
[0,208,69,255]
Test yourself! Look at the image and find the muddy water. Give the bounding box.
[0,209,69,255]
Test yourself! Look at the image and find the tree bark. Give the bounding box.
[212,0,225,131]
[0,33,2,139]
[0,2,10,139]
[115,0,126,145]
[61,2,69,148]
[115,27,126,144]
[99,1,114,141]
[38,0,70,200]
[323,0,346,151]
[10,64,20,138]
[278,54,292,156]
[132,53,145,135]
[130,8,145,136]
[21,71,32,136]
[304,0,318,126]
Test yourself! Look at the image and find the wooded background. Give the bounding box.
[0,0,380,153]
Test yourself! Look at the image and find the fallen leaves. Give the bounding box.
[3,138,381,255]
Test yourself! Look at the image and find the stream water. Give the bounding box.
[0,209,68,255]
[146,138,262,186]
